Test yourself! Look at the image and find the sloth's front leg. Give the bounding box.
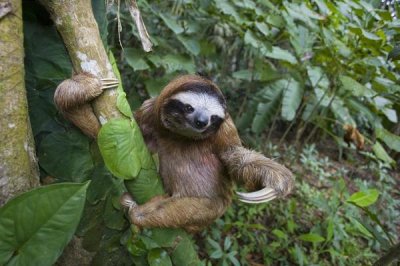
[220,146,294,203]
[54,72,118,138]
[120,193,227,233]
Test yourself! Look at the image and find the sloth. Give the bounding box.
[55,73,294,232]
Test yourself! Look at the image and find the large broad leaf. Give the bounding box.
[331,98,356,125]
[339,75,374,97]
[281,78,303,121]
[0,182,89,265]
[375,127,400,152]
[372,141,395,165]
[251,81,284,133]
[347,189,379,207]
[98,119,155,179]
[38,131,94,182]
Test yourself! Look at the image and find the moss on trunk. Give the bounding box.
[0,0,40,205]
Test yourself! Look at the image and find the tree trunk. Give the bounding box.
[0,0,40,206]
[39,0,122,125]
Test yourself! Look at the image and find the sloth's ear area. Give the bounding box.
[219,146,294,204]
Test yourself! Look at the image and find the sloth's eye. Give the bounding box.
[211,115,219,122]
[184,104,194,113]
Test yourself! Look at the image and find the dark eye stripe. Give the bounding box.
[164,99,185,114]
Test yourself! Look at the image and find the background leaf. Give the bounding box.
[347,189,380,207]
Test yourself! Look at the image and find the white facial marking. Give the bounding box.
[171,91,225,118]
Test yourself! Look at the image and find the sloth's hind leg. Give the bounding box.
[54,73,118,138]
[121,194,227,233]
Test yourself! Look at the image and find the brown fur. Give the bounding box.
[54,74,294,232]
[54,72,103,138]
[129,75,293,232]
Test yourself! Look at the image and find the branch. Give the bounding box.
[39,0,122,124]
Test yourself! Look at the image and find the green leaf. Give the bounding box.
[376,127,400,152]
[372,141,395,165]
[86,166,114,204]
[177,35,200,56]
[0,182,89,265]
[326,218,334,241]
[169,234,200,266]
[124,169,164,204]
[39,131,94,182]
[224,237,232,250]
[281,78,303,121]
[255,22,270,36]
[159,13,184,34]
[251,81,284,133]
[388,46,400,61]
[215,0,243,23]
[98,119,154,179]
[351,218,373,238]
[339,75,374,97]
[244,30,263,49]
[125,48,149,71]
[148,248,172,266]
[109,51,133,119]
[162,54,195,73]
[298,233,325,243]
[264,46,297,64]
[117,91,134,119]
[272,229,287,239]
[331,98,356,125]
[210,250,223,259]
[347,189,380,207]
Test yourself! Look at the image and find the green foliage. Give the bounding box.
[113,0,399,163]
[0,183,89,266]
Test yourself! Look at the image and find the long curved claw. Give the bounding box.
[120,192,138,211]
[236,187,278,204]
[101,78,119,89]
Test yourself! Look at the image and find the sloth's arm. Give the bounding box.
[54,73,118,138]
[120,194,226,233]
[215,117,293,203]
[220,146,294,203]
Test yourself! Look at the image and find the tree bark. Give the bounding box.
[39,0,123,125]
[0,0,39,206]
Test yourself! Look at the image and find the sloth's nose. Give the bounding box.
[194,115,209,129]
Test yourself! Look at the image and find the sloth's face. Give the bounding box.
[161,89,226,139]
